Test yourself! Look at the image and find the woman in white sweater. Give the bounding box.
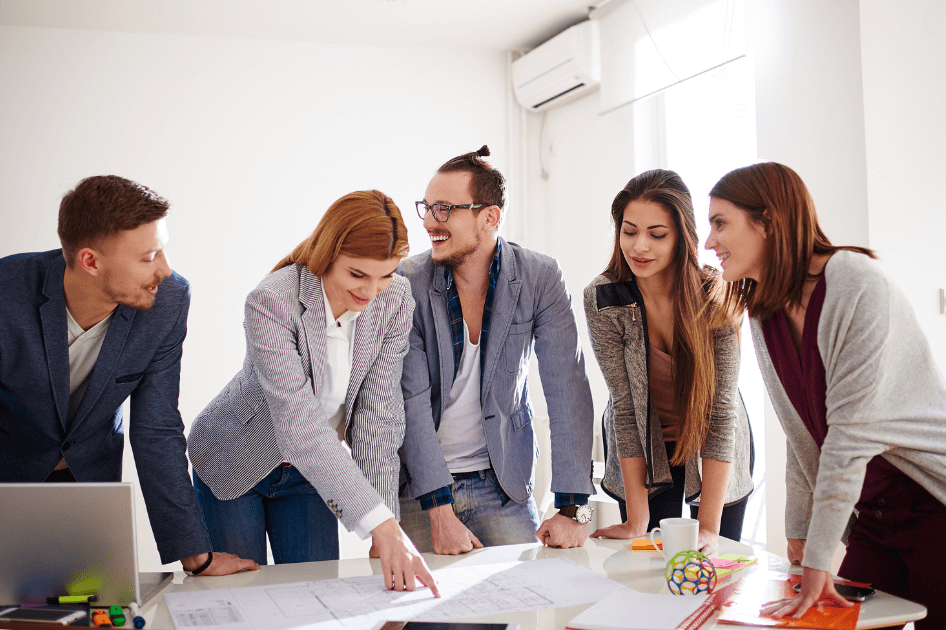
[704,162,946,626]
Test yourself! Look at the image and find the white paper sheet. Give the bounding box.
[565,588,708,630]
[164,557,624,630]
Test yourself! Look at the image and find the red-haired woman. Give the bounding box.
[585,169,754,556]
[188,190,438,595]
[705,162,946,626]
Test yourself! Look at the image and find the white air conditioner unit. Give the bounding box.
[512,20,600,112]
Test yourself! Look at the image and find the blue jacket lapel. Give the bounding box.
[481,239,519,402]
[39,257,71,431]
[72,305,135,427]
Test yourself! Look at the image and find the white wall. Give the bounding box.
[748,0,871,247]
[0,25,510,571]
[860,0,946,354]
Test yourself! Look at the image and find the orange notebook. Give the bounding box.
[716,576,861,629]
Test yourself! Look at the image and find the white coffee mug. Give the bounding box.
[650,517,699,561]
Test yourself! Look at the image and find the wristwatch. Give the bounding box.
[558,504,594,524]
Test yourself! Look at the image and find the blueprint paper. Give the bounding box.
[164,557,624,630]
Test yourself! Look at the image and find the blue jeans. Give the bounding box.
[194,465,338,565]
[399,468,540,552]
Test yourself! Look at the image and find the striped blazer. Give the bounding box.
[187,264,413,532]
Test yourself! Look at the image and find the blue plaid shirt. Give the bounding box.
[445,242,501,380]
[419,242,588,511]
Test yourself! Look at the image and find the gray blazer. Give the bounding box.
[584,274,754,507]
[750,251,946,572]
[188,264,413,531]
[398,238,595,503]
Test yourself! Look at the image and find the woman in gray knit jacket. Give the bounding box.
[585,170,754,556]
[705,162,946,627]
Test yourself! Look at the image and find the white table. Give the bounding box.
[141,538,926,629]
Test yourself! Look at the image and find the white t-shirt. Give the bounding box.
[66,308,115,420]
[55,308,115,471]
[437,320,490,473]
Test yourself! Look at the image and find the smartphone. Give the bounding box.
[0,606,87,624]
[792,582,876,602]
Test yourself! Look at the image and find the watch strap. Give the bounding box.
[558,505,579,518]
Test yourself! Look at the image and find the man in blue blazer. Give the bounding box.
[0,175,256,575]
[398,147,596,554]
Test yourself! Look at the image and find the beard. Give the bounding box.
[432,229,482,270]
[103,270,162,311]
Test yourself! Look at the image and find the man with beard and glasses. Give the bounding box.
[397,146,596,555]
[0,175,257,576]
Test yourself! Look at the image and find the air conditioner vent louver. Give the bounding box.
[533,83,587,109]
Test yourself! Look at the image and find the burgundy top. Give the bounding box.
[760,274,903,503]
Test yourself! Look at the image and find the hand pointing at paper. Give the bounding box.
[370,518,441,597]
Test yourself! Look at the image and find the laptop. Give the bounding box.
[0,482,170,606]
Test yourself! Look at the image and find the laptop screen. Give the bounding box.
[0,482,140,606]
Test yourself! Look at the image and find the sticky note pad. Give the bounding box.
[630,539,662,550]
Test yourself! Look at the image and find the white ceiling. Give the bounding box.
[0,0,601,51]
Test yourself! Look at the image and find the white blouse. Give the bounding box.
[320,284,359,441]
[319,284,393,538]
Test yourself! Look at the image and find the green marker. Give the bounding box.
[109,605,126,626]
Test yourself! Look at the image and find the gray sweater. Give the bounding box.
[750,251,946,572]
[584,275,754,508]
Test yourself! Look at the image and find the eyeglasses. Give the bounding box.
[415,201,488,222]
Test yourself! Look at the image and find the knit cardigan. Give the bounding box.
[749,250,946,571]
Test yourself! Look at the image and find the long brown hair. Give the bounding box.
[272,190,409,275]
[604,169,723,465]
[709,162,874,321]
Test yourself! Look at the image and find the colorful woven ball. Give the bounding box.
[665,550,717,595]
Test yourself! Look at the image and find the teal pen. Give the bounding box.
[129,601,146,629]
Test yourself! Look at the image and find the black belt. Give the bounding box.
[452,468,489,480]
